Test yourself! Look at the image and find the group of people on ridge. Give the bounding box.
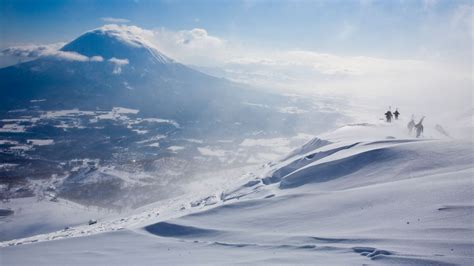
[384,107,424,138]
[384,108,400,123]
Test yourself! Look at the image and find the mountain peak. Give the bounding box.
[61,24,172,64]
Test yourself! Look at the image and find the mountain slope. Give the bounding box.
[0,25,337,209]
[60,24,173,65]
[2,123,472,265]
[0,26,209,116]
[0,25,326,136]
[0,24,281,123]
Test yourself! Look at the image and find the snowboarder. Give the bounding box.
[407,115,415,135]
[384,109,393,123]
[414,117,425,138]
[394,108,400,120]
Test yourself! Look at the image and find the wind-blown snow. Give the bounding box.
[92,25,157,50]
[1,122,472,265]
[0,197,108,242]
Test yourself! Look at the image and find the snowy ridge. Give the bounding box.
[1,123,473,265]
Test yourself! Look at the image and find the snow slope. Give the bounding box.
[0,197,109,241]
[1,122,473,265]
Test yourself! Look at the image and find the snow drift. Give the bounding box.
[1,122,473,265]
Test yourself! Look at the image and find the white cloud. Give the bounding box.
[0,24,164,68]
[108,57,129,74]
[101,17,130,23]
[219,49,471,108]
[1,43,104,63]
[1,43,66,58]
[176,28,223,47]
[149,27,426,81]
[95,24,163,54]
[53,51,90,61]
[152,27,227,66]
[1,23,470,113]
[90,56,104,62]
[143,25,471,110]
[108,57,129,65]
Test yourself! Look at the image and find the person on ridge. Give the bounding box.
[414,116,425,138]
[384,108,393,123]
[394,108,400,120]
[407,115,415,135]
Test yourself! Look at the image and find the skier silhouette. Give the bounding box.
[407,115,415,135]
[384,108,393,123]
[414,117,425,138]
[394,108,400,120]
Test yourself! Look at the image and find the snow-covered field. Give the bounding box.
[1,119,472,265]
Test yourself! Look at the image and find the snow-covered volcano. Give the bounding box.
[0,25,216,114]
[0,25,317,128]
[60,25,173,65]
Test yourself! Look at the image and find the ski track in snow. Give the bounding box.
[1,122,473,265]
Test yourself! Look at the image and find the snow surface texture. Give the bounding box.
[0,198,108,242]
[1,122,473,265]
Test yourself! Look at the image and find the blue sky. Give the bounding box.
[1,0,472,59]
[0,0,472,108]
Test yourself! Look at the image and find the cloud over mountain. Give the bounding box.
[1,43,66,58]
[1,43,104,63]
[1,23,471,111]
[108,57,129,74]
